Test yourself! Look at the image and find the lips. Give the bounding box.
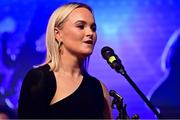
[83,40,93,44]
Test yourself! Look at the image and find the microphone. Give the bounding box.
[109,90,122,100]
[101,46,126,75]
[101,46,161,119]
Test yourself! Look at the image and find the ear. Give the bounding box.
[54,27,63,41]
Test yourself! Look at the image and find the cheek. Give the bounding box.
[64,29,84,42]
[93,33,97,43]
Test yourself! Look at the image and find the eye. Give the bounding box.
[76,24,85,29]
[91,24,96,32]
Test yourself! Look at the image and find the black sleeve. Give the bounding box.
[18,68,49,119]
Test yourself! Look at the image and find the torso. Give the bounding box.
[45,64,105,119]
[18,64,105,119]
[19,64,105,118]
[50,71,83,105]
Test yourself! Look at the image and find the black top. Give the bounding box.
[18,64,105,119]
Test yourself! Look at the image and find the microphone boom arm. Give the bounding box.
[120,69,161,119]
[101,46,161,119]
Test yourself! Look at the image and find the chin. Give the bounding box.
[79,46,94,56]
[83,51,93,56]
[80,50,93,58]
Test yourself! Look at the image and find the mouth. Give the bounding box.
[83,40,93,45]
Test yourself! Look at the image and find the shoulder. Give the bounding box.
[22,64,48,88]
[84,73,100,83]
[84,73,105,96]
[84,73,110,98]
[84,73,112,118]
[23,64,51,85]
[18,64,54,118]
[100,81,112,118]
[21,64,55,100]
[85,73,109,96]
[31,64,51,74]
[97,79,112,118]
[85,73,107,91]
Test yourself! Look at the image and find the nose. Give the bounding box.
[85,27,94,37]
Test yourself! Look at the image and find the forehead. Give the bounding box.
[66,7,95,23]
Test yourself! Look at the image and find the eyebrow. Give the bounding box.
[74,20,96,26]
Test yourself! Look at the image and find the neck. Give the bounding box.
[58,50,85,77]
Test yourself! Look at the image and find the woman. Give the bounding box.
[18,2,112,119]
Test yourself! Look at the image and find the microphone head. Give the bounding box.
[101,46,125,74]
[109,90,122,99]
[101,46,114,60]
[109,90,116,96]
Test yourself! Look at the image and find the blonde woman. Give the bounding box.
[18,2,112,119]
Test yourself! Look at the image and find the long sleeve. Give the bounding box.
[18,68,49,119]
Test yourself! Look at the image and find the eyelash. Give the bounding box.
[91,25,96,32]
[77,25,96,32]
[77,25,84,29]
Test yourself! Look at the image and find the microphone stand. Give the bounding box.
[110,90,140,120]
[101,46,161,118]
[117,67,162,119]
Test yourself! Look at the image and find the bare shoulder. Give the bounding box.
[99,81,113,119]
[100,81,110,98]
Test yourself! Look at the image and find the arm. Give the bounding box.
[18,69,47,118]
[100,82,113,119]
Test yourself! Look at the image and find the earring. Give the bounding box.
[58,41,63,50]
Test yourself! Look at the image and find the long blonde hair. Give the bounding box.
[44,2,93,72]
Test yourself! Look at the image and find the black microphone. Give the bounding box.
[101,46,161,119]
[109,90,122,100]
[101,46,126,75]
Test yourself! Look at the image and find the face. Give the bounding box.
[56,7,97,58]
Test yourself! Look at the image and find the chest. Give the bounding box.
[48,78,104,118]
[50,74,83,105]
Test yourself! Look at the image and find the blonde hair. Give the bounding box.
[43,2,93,71]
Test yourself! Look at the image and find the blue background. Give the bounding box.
[0,0,180,119]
